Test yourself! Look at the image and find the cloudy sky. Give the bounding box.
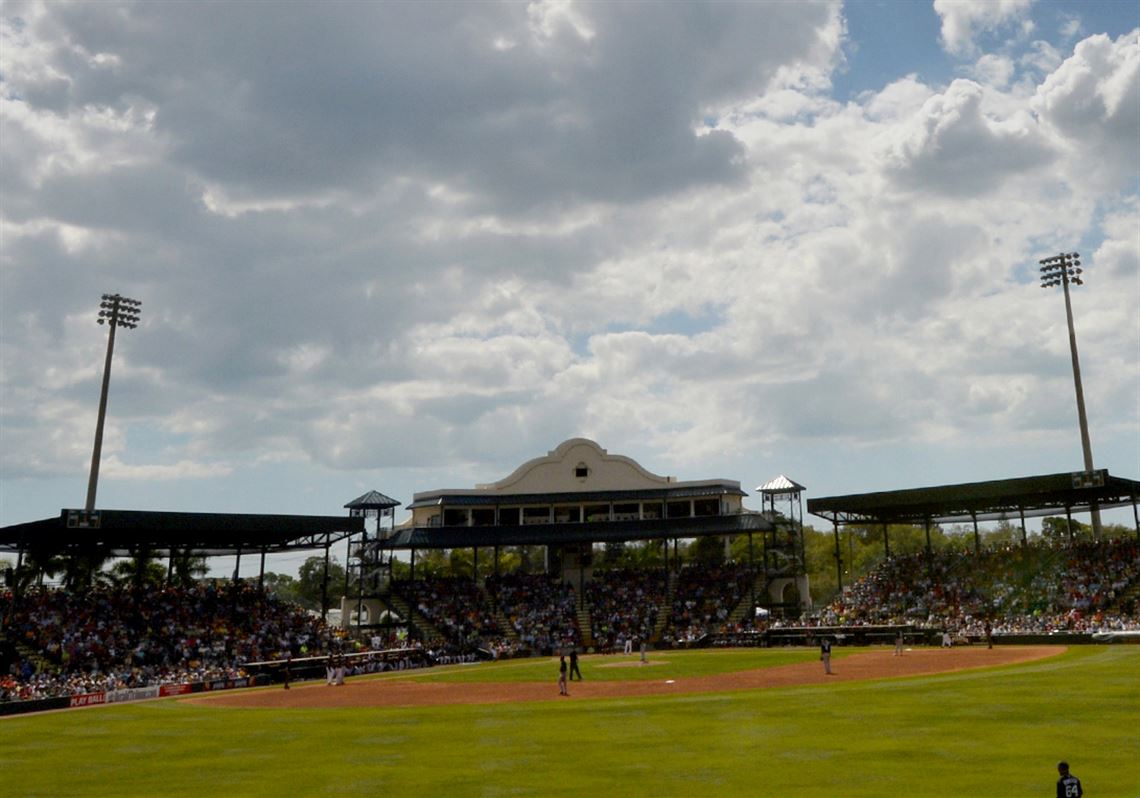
[1,1,1137,574]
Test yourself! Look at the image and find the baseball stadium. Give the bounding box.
[2,438,1139,796]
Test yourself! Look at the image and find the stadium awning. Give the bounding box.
[0,509,365,556]
[807,470,1140,526]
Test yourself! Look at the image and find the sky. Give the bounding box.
[1,1,1138,579]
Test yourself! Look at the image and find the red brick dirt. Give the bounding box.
[186,646,1063,710]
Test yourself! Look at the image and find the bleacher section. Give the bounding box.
[825,537,1140,635]
[585,568,666,652]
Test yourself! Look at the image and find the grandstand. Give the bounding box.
[340,439,808,651]
[823,537,1140,637]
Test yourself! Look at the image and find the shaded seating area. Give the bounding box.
[585,568,666,652]
[824,537,1140,634]
[394,576,504,648]
[665,563,756,643]
[485,573,580,654]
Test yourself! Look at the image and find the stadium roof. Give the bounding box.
[807,469,1140,526]
[381,512,772,550]
[0,509,365,557]
[344,490,401,511]
[756,475,805,495]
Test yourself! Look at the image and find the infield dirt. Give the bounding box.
[188,645,1063,710]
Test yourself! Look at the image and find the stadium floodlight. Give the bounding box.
[85,293,142,512]
[1037,252,1101,537]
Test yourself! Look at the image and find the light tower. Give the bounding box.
[1038,252,1101,537]
[85,293,142,512]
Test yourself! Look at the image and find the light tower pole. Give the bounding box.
[85,293,142,512]
[1038,252,1101,537]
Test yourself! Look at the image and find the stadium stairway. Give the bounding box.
[1108,574,1140,614]
[654,569,680,643]
[727,570,765,626]
[12,638,52,675]
[384,592,444,642]
[489,605,521,645]
[652,603,669,643]
[577,604,594,649]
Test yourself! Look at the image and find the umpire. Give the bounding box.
[569,648,583,681]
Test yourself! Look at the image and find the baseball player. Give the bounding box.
[820,637,832,674]
[1056,761,1082,797]
[558,655,569,696]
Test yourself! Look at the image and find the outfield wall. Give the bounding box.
[0,675,262,718]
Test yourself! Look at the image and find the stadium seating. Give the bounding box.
[393,576,504,648]
[585,568,666,652]
[5,536,1136,703]
[825,537,1140,635]
[0,581,336,702]
[665,563,757,643]
[484,572,581,654]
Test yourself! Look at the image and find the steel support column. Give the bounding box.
[832,521,843,593]
[321,540,330,619]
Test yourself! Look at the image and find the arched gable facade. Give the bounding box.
[479,438,673,494]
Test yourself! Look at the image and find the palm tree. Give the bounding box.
[61,543,113,592]
[168,547,208,588]
[111,544,164,592]
[17,542,66,591]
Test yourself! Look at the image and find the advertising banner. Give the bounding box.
[68,692,106,708]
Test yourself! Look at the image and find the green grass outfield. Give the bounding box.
[2,646,1137,797]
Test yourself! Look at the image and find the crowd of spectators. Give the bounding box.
[1,581,337,702]
[824,537,1140,635]
[586,568,666,652]
[664,563,755,643]
[485,573,580,654]
[395,576,503,648]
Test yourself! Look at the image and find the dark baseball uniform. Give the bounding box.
[1057,772,1083,797]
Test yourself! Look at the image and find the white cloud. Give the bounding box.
[879,79,1055,195]
[970,53,1016,87]
[101,458,234,481]
[934,0,1034,57]
[1032,30,1140,188]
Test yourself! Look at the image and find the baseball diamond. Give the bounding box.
[189,645,1060,709]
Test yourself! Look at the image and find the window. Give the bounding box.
[574,463,589,479]
[694,498,719,517]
